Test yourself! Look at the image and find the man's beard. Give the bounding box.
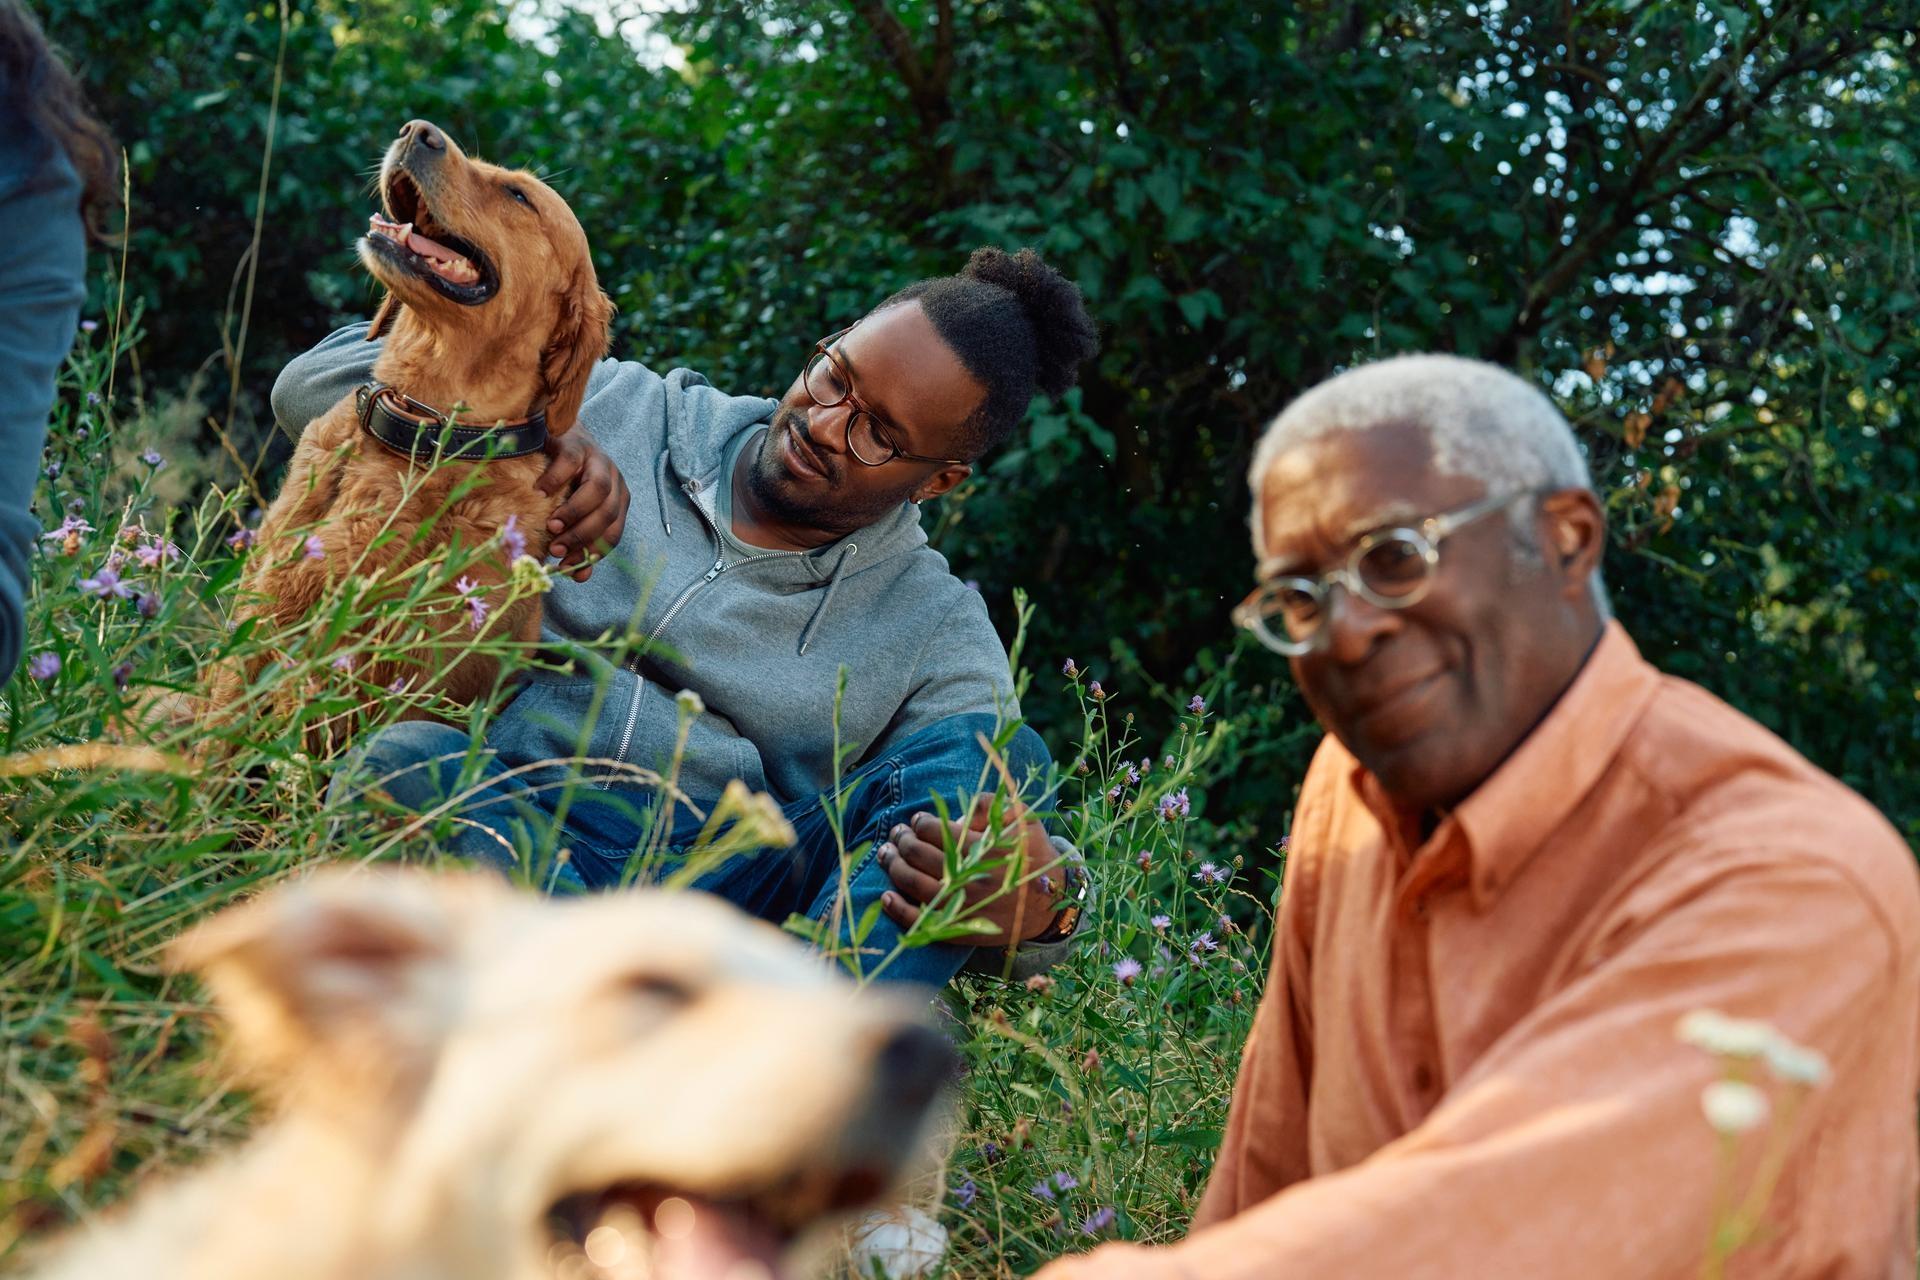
[745,411,910,536]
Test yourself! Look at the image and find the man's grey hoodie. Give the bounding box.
[272,324,1027,815]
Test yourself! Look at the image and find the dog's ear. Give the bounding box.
[367,291,404,341]
[167,870,494,1096]
[538,272,614,434]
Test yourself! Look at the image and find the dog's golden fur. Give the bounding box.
[26,870,950,1280]
[209,122,612,742]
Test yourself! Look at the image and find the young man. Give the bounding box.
[1042,355,1920,1276]
[274,247,1100,988]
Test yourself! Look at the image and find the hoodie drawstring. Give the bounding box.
[655,452,675,537]
[798,542,858,656]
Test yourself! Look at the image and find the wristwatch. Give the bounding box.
[1027,860,1090,945]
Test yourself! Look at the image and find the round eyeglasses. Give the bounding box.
[802,328,969,468]
[1233,491,1527,656]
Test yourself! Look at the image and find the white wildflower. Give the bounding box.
[1700,1080,1770,1134]
[675,688,705,717]
[1764,1040,1831,1087]
[1676,1010,1780,1059]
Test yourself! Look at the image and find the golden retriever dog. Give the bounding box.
[26,869,955,1280]
[211,119,612,743]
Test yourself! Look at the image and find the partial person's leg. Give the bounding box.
[799,712,1055,990]
[328,720,586,889]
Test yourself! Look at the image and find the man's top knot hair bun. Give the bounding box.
[878,245,1100,460]
[959,246,1100,399]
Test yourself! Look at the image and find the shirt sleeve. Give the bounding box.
[0,120,85,684]
[270,321,379,441]
[1188,804,1319,1229]
[1037,854,1910,1279]
[869,587,1019,756]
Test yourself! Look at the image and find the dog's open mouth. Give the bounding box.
[547,1165,893,1279]
[364,169,498,304]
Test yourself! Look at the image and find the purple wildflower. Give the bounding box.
[387,676,411,694]
[1088,680,1104,699]
[80,319,98,333]
[78,565,132,599]
[41,515,95,543]
[456,576,490,631]
[1159,789,1192,822]
[1113,957,1142,985]
[44,461,60,480]
[103,547,127,571]
[1106,785,1123,805]
[981,1142,1003,1164]
[1278,834,1291,852]
[66,497,85,513]
[331,654,356,673]
[140,449,164,468]
[1080,1207,1116,1237]
[304,534,325,560]
[1031,1180,1055,1202]
[1061,657,1077,678]
[1135,849,1152,871]
[1125,764,1141,785]
[964,578,980,591]
[1193,861,1229,885]
[1039,872,1055,895]
[86,391,101,405]
[111,661,133,691]
[950,1178,977,1208]
[1188,931,1220,957]
[1051,1171,1079,1193]
[134,539,181,568]
[26,651,60,681]
[136,592,160,618]
[227,527,256,552]
[500,514,526,561]
[1150,913,1171,930]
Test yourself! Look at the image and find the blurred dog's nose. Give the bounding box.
[875,1025,959,1113]
[399,119,446,152]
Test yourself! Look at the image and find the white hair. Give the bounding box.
[1248,354,1607,607]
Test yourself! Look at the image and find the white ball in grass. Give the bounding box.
[847,1205,949,1279]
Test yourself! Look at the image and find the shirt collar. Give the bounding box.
[1344,621,1659,907]
[1453,620,1659,907]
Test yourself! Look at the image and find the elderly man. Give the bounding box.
[1045,355,1920,1276]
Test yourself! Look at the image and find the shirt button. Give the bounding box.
[1412,1063,1436,1093]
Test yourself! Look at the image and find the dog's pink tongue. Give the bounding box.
[651,1196,788,1280]
[404,228,460,260]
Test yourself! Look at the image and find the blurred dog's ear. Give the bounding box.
[167,869,499,1100]
[367,291,404,341]
[538,271,614,434]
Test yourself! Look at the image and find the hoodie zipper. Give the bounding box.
[607,511,726,776]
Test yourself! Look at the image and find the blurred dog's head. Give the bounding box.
[357,118,611,432]
[170,869,954,1280]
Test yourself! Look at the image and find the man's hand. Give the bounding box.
[878,794,1065,949]
[537,431,630,582]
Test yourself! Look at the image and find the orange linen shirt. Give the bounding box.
[1043,622,1920,1279]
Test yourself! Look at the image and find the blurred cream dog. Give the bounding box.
[28,869,954,1280]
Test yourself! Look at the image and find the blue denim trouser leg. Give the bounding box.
[327,720,591,889]
[329,711,1053,989]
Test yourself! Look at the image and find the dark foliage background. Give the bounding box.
[40,0,1920,841]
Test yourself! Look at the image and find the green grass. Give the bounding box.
[2,311,1290,1276]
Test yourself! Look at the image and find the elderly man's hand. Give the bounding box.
[878,794,1064,949]
[538,431,629,582]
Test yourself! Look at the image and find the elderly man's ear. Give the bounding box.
[1537,489,1608,593]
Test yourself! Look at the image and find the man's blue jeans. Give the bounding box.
[329,711,1052,989]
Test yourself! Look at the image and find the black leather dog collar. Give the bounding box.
[355,382,549,462]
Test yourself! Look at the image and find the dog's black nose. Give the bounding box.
[400,119,446,152]
[875,1024,960,1113]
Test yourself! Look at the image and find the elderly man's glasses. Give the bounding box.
[1233,491,1526,656]
[803,328,969,468]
